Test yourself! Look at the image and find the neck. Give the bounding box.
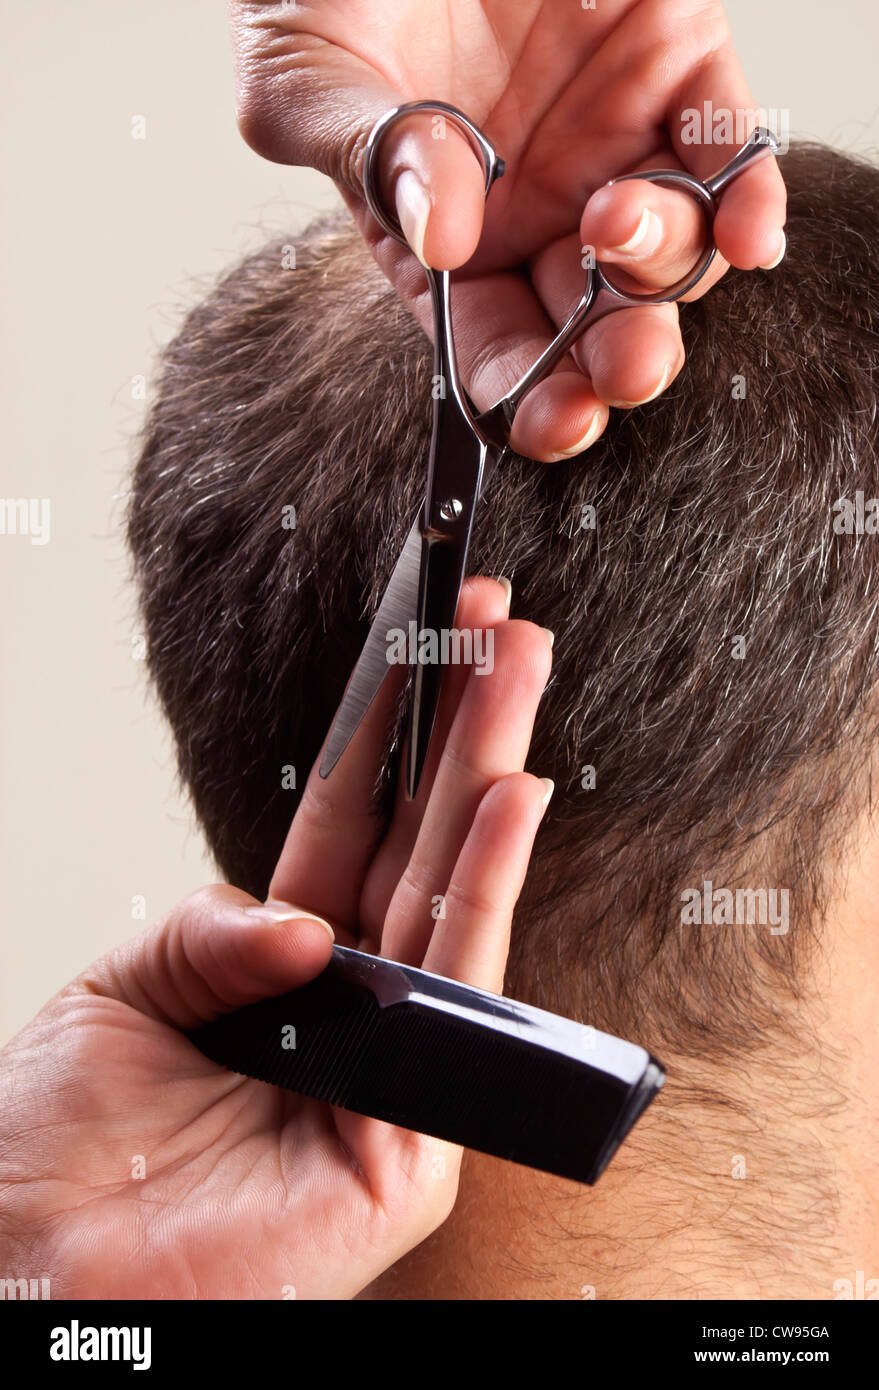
[362,827,879,1300]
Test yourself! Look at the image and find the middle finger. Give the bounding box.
[379,619,553,965]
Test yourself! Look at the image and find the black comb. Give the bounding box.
[189,946,664,1185]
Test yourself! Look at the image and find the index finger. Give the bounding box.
[268,659,405,932]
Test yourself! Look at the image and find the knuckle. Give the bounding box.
[236,88,285,163]
[333,122,371,194]
[175,883,230,929]
[398,854,443,906]
[234,54,303,164]
[466,331,536,415]
[443,878,497,921]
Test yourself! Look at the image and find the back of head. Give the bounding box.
[129,142,879,1087]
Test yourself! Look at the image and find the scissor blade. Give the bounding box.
[406,533,469,798]
[406,472,483,799]
[319,517,423,780]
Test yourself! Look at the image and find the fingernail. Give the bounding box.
[539,777,555,810]
[759,229,786,270]
[610,207,662,256]
[244,902,335,942]
[549,411,603,461]
[541,627,555,650]
[607,360,674,410]
[395,169,432,267]
[492,575,513,611]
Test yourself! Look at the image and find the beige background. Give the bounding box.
[2,0,878,1045]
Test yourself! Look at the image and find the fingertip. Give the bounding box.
[386,121,486,270]
[545,410,606,462]
[581,181,663,258]
[457,574,514,627]
[538,776,555,812]
[112,886,338,1031]
[421,199,484,271]
[493,575,513,613]
[245,902,335,943]
[758,228,786,270]
[494,618,554,696]
[476,769,545,823]
[487,770,554,823]
[229,904,336,994]
[713,166,787,270]
[509,372,607,462]
[394,169,432,266]
[581,179,707,292]
[583,306,684,409]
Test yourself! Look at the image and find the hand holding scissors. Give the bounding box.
[321,100,778,799]
[232,1,787,461]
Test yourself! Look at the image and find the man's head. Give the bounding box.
[129,142,879,1078]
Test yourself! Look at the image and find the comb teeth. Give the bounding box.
[194,992,380,1107]
[351,1002,609,1171]
[304,1000,379,1105]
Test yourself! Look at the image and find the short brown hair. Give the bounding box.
[129,142,879,1064]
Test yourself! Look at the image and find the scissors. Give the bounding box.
[320,100,780,798]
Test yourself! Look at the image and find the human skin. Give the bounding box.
[363,779,879,1301]
[230,0,787,461]
[0,580,554,1299]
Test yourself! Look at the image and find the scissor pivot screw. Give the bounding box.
[439,498,464,521]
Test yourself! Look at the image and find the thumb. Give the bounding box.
[234,44,486,269]
[374,107,489,270]
[78,884,335,1030]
